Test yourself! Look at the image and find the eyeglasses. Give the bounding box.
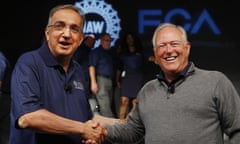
[48,22,82,34]
[156,41,183,50]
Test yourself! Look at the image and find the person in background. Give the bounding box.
[89,33,115,118]
[73,34,96,95]
[0,51,12,144]
[73,34,100,115]
[116,32,145,123]
[86,23,240,144]
[110,39,123,118]
[142,45,159,83]
[9,4,107,144]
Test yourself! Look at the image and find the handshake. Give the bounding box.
[81,115,118,144]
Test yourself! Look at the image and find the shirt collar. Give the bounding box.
[157,62,192,85]
[37,42,76,74]
[38,42,59,67]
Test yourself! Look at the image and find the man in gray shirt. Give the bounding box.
[86,23,240,144]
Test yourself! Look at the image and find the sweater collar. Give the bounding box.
[157,62,195,85]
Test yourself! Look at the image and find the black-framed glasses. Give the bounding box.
[48,21,82,34]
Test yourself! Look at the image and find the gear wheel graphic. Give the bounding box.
[75,0,121,47]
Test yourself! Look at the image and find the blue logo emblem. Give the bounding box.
[75,0,121,47]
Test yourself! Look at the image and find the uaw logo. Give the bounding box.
[75,0,121,48]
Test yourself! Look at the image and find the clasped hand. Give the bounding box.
[82,120,107,144]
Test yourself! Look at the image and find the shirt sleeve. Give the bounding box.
[106,101,145,143]
[11,61,42,122]
[215,72,240,143]
[89,50,96,66]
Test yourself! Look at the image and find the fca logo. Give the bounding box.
[138,8,221,35]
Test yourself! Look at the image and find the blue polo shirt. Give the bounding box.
[89,46,114,78]
[10,42,93,144]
